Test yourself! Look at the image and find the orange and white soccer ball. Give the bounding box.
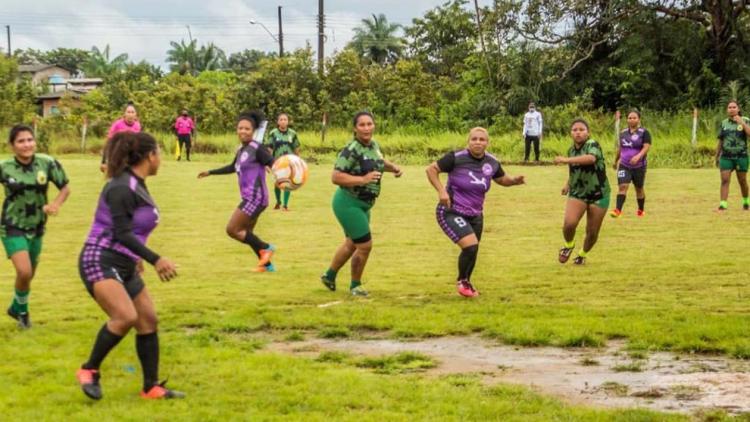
[272,154,309,191]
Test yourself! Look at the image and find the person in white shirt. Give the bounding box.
[522,102,543,162]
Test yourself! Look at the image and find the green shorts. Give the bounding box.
[2,235,43,268]
[332,188,373,243]
[719,156,749,172]
[570,191,610,210]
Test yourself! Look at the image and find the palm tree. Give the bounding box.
[196,43,227,72]
[166,40,226,75]
[166,39,199,75]
[350,14,404,65]
[81,45,129,77]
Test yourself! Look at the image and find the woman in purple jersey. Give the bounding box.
[611,110,651,218]
[76,132,182,401]
[426,127,525,297]
[198,111,276,273]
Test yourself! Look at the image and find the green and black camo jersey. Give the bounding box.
[0,154,68,237]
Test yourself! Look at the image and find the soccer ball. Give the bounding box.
[272,154,309,191]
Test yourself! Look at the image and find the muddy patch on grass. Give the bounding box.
[270,336,750,414]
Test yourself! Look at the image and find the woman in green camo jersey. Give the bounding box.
[2,124,70,329]
[319,112,403,297]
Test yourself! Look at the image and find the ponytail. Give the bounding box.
[106,132,158,178]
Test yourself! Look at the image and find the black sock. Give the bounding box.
[637,197,645,211]
[82,324,124,370]
[616,194,626,211]
[136,332,159,391]
[458,244,479,281]
[244,231,269,255]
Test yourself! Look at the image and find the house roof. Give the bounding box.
[35,89,87,102]
[19,63,73,73]
[67,78,103,84]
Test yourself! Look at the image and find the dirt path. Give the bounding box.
[271,336,750,414]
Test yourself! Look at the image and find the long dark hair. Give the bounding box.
[106,131,158,178]
[237,110,265,130]
[352,111,374,127]
[8,124,34,145]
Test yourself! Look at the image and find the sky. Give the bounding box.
[1,0,455,68]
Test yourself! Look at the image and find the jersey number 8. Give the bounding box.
[454,217,467,228]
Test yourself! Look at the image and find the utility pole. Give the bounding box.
[277,6,284,57]
[318,0,325,74]
[186,25,194,43]
[6,25,10,57]
[473,0,494,87]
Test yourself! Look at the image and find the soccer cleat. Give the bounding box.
[350,286,369,297]
[636,209,646,217]
[717,206,728,212]
[609,209,622,218]
[744,204,749,211]
[320,274,336,291]
[558,246,574,264]
[7,307,31,329]
[457,280,478,297]
[76,368,102,400]
[251,263,276,273]
[140,381,185,399]
[573,256,586,265]
[282,207,290,212]
[257,245,275,267]
[274,203,281,210]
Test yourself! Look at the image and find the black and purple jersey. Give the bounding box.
[618,128,651,169]
[84,170,160,264]
[436,149,505,216]
[209,141,274,210]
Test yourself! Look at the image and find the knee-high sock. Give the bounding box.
[283,190,291,207]
[244,231,269,255]
[136,332,159,391]
[616,194,626,211]
[83,324,124,370]
[274,187,282,205]
[458,244,479,281]
[637,197,645,211]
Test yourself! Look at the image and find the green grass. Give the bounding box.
[0,157,747,420]
[8,114,726,167]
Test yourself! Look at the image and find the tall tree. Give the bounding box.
[80,45,129,77]
[166,39,199,75]
[405,0,477,77]
[349,13,405,65]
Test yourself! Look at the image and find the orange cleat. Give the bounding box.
[140,381,185,399]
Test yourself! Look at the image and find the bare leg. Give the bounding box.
[350,240,373,282]
[329,237,356,272]
[562,199,588,243]
[583,204,607,253]
[720,170,731,201]
[737,171,748,198]
[10,251,34,292]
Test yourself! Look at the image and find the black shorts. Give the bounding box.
[79,244,145,299]
[617,165,646,188]
[177,134,191,146]
[436,205,483,243]
[239,199,266,219]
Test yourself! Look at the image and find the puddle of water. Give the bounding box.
[271,336,750,415]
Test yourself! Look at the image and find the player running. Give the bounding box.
[611,110,651,218]
[320,112,402,297]
[264,112,301,211]
[198,111,276,273]
[555,119,610,265]
[76,131,182,400]
[716,100,750,211]
[426,127,524,297]
[3,125,70,329]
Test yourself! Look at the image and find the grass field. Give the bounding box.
[1,156,748,420]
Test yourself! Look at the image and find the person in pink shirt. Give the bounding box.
[102,102,141,172]
[173,109,195,161]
